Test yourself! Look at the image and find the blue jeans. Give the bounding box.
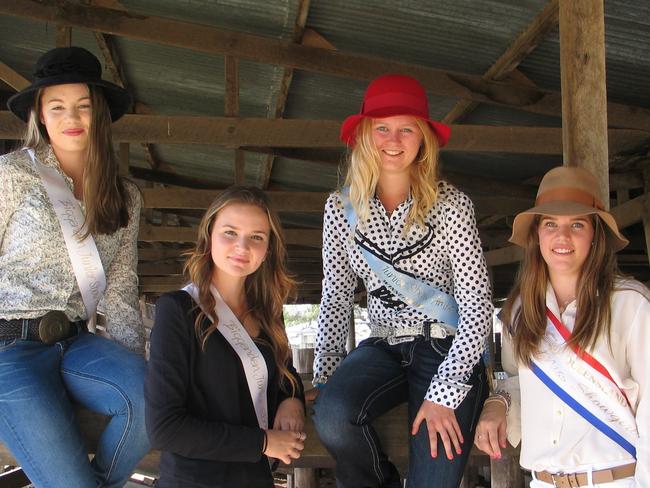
[313,336,487,488]
[0,332,150,488]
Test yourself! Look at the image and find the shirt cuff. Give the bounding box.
[425,376,472,410]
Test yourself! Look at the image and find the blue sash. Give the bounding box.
[531,361,637,458]
[340,187,459,333]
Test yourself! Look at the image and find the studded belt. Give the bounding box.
[0,311,86,345]
[369,322,453,345]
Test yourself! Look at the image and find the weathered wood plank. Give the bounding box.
[139,224,323,247]
[2,112,648,154]
[559,0,609,203]
[3,0,650,131]
[443,0,559,124]
[0,61,30,91]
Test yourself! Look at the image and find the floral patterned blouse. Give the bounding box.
[0,145,144,354]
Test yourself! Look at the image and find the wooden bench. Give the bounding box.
[0,405,522,487]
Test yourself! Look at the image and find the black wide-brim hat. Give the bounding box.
[7,46,132,122]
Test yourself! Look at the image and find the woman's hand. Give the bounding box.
[273,397,305,432]
[473,401,507,459]
[264,429,306,465]
[411,400,463,460]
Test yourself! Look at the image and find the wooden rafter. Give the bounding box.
[4,0,650,131]
[2,112,647,155]
[93,32,167,171]
[0,61,29,91]
[442,0,559,124]
[259,0,312,189]
[224,55,245,184]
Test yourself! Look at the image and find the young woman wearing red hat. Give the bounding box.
[0,47,149,487]
[474,166,649,487]
[311,74,492,487]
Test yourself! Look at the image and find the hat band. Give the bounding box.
[535,187,605,210]
[362,92,428,117]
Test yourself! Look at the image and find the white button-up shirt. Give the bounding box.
[501,281,649,486]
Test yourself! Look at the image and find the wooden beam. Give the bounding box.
[2,111,646,152]
[442,0,559,124]
[56,25,71,47]
[142,188,328,211]
[5,0,650,130]
[559,0,609,204]
[0,61,30,91]
[260,0,315,189]
[139,224,323,247]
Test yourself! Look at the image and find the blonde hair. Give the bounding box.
[343,117,440,229]
[184,186,298,394]
[503,216,622,365]
[23,85,132,237]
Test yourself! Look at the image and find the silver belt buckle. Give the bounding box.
[387,335,414,345]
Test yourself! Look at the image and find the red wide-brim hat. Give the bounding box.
[340,74,451,148]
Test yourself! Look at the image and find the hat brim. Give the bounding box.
[7,75,132,123]
[509,201,629,251]
[340,113,450,148]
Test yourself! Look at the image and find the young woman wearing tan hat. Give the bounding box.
[311,74,492,487]
[0,47,149,487]
[474,166,649,487]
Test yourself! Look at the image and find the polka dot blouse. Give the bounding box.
[314,181,493,409]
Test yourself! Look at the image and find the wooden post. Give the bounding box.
[558,0,609,206]
[224,55,245,184]
[490,455,524,488]
[56,25,72,47]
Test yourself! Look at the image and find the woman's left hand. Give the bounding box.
[274,398,305,432]
[411,400,463,460]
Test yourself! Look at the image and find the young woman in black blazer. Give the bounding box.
[145,186,306,487]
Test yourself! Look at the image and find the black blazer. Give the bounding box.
[145,290,304,488]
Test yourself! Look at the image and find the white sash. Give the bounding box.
[27,149,106,322]
[534,317,638,453]
[183,283,269,430]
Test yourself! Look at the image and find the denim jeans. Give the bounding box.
[313,336,487,488]
[0,332,150,488]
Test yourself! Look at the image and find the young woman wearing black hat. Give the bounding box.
[0,46,149,487]
[310,74,492,487]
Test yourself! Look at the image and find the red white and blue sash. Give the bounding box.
[531,307,637,458]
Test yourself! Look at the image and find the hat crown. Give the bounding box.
[536,166,602,207]
[34,47,102,81]
[360,74,429,118]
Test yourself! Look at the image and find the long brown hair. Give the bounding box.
[344,117,440,229]
[184,186,298,393]
[23,85,131,237]
[503,216,619,366]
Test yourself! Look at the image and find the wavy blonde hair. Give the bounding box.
[184,186,298,393]
[343,117,440,229]
[502,216,629,366]
[23,85,131,237]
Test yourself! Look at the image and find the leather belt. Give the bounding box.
[0,311,86,345]
[534,462,636,488]
[369,321,453,345]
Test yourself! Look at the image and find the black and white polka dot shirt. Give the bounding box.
[314,181,493,409]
